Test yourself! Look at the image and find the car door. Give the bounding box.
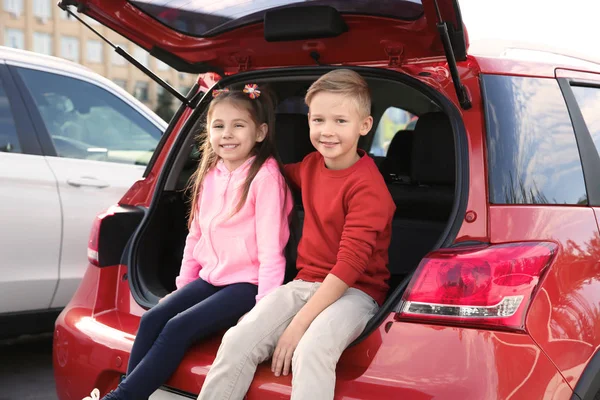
[9,65,165,309]
[559,70,600,400]
[0,63,61,314]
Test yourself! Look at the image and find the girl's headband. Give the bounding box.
[212,84,261,99]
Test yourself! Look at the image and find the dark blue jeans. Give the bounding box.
[106,278,257,400]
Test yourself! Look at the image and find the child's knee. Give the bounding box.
[220,325,252,356]
[292,337,320,368]
[161,314,189,338]
[293,335,339,373]
[139,307,163,329]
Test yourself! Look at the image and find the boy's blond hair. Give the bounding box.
[305,69,371,118]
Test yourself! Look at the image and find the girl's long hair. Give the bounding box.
[187,86,286,228]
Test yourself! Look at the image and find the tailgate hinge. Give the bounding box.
[433,0,472,110]
[384,46,404,67]
[236,56,251,73]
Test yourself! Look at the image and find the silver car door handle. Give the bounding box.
[67,177,110,188]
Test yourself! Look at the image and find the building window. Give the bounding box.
[4,0,23,17]
[133,46,149,68]
[112,45,127,66]
[113,79,127,90]
[4,28,24,49]
[179,85,191,96]
[33,32,52,55]
[61,36,79,62]
[60,5,82,19]
[84,15,99,25]
[86,40,103,63]
[134,81,149,102]
[157,59,169,71]
[33,0,51,21]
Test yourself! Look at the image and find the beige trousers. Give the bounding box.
[197,280,378,400]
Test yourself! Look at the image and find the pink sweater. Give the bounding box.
[176,157,292,302]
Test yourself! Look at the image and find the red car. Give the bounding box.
[53,1,600,399]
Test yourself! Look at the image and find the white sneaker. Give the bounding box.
[82,388,100,400]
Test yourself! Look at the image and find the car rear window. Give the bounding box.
[129,0,423,37]
[483,75,587,205]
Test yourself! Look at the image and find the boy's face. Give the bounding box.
[308,92,373,170]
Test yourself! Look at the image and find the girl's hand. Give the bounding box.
[158,293,172,303]
[271,321,308,377]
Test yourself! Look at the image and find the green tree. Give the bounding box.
[155,89,175,122]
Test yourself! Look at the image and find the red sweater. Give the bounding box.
[284,150,396,305]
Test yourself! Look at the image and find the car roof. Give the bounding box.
[0,45,94,74]
[0,46,168,130]
[469,39,600,78]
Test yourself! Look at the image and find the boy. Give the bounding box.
[197,69,396,400]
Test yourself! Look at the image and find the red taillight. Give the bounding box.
[87,206,117,266]
[397,242,558,331]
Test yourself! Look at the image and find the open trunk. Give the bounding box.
[59,1,475,397]
[128,67,466,345]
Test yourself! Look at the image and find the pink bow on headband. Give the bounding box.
[243,84,261,99]
[212,88,230,98]
[212,84,260,99]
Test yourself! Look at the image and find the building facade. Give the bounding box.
[0,0,197,111]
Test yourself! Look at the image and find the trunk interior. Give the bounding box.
[130,69,461,330]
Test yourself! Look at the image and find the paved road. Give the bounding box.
[0,333,59,400]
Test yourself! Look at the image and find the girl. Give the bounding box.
[86,84,293,400]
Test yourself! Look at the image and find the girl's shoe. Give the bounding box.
[82,389,100,400]
[82,388,119,400]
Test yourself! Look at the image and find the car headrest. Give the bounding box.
[410,112,455,185]
[380,129,413,179]
[275,113,314,164]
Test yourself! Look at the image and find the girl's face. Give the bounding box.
[208,100,267,171]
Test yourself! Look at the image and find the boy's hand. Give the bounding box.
[271,275,349,377]
[271,321,308,377]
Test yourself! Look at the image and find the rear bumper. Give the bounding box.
[54,300,574,400]
[53,265,573,400]
[53,265,136,400]
[54,307,126,400]
[330,319,574,400]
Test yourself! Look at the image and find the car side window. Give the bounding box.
[17,67,162,166]
[483,75,587,205]
[571,85,600,155]
[370,107,416,157]
[0,78,22,153]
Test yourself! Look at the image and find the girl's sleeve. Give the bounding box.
[175,203,203,290]
[254,171,293,302]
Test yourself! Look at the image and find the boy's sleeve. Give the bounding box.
[254,171,293,302]
[175,203,203,290]
[283,162,302,189]
[330,180,395,287]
